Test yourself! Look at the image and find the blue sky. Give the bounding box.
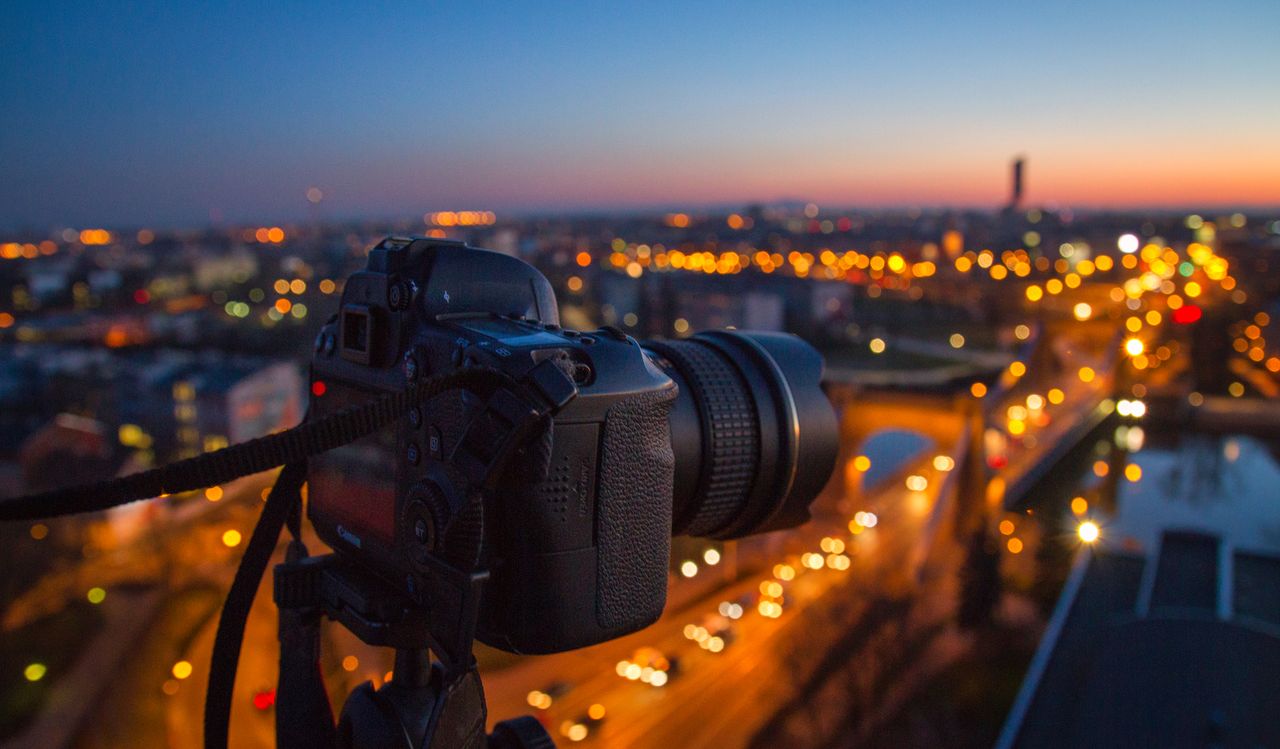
[2,0,1278,229]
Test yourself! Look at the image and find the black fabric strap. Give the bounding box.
[0,366,531,749]
[0,368,513,521]
[204,460,307,749]
[0,367,515,748]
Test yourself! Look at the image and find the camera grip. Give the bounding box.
[595,385,678,630]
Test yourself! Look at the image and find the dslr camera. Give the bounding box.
[308,236,837,654]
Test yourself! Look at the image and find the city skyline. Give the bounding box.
[3,0,1279,229]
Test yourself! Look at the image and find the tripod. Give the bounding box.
[273,542,553,748]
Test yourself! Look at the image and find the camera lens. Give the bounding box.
[643,331,838,539]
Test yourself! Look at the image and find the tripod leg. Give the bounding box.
[276,542,337,749]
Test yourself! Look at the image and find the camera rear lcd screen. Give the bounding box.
[308,381,396,547]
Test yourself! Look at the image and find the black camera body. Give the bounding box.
[309,236,838,655]
[309,237,677,653]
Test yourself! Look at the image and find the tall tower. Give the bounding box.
[1009,156,1025,210]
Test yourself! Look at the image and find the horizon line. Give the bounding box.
[4,199,1280,236]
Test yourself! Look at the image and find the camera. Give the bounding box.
[308,236,837,655]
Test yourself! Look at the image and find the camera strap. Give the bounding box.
[205,459,308,749]
[0,362,579,749]
[0,367,515,522]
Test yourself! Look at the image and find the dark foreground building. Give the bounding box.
[999,531,1280,748]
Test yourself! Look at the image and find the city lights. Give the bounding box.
[79,229,112,245]
[0,129,1268,749]
[428,211,496,227]
[718,601,745,619]
[1,8,1277,745]
[760,580,784,598]
[1116,399,1147,418]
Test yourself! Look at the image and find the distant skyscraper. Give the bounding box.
[1009,156,1025,211]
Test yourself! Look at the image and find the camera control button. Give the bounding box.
[527,359,578,408]
[322,334,336,355]
[579,335,596,345]
[405,481,451,562]
[408,406,422,428]
[428,426,443,459]
[599,325,630,342]
[562,329,580,337]
[387,280,412,310]
[407,442,422,466]
[402,349,424,381]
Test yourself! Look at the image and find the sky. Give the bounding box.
[2,0,1279,229]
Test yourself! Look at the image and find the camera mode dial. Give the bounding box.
[404,480,451,567]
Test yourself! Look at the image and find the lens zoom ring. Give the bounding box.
[661,340,759,536]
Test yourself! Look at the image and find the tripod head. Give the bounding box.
[269,361,567,749]
[273,542,553,749]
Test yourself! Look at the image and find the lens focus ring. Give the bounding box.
[655,339,759,536]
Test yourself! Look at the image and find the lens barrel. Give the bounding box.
[644,331,838,540]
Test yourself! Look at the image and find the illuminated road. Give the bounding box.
[4,471,276,633]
